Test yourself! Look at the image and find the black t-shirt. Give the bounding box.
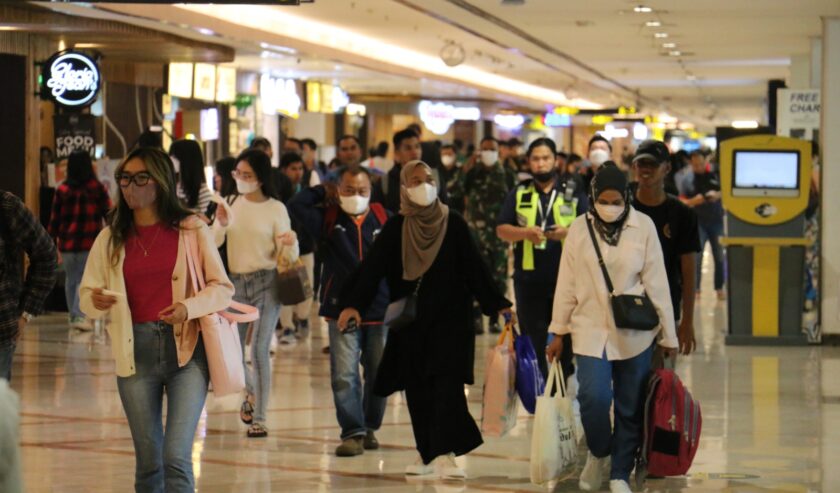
[632,195,700,319]
[689,172,724,224]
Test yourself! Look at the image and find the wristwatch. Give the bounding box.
[21,312,34,323]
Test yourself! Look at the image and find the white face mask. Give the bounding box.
[481,150,499,167]
[170,155,181,173]
[339,194,370,216]
[589,149,610,168]
[595,203,625,223]
[406,183,438,207]
[441,155,456,167]
[236,178,260,195]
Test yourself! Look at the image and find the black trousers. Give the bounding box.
[514,281,574,381]
[404,375,483,465]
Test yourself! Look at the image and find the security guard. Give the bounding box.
[497,137,588,380]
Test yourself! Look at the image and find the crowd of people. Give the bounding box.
[0,125,727,493]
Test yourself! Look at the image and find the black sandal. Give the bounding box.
[247,423,268,438]
[240,400,254,425]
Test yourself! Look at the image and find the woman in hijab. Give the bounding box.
[338,161,513,480]
[546,163,682,493]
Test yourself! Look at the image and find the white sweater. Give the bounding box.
[213,196,299,274]
[549,209,678,361]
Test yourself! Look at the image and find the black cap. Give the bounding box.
[633,139,670,164]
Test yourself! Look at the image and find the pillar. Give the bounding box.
[820,18,840,334]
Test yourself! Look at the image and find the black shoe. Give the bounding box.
[363,430,379,450]
[488,321,502,334]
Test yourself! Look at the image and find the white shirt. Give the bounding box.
[549,208,678,360]
[213,196,299,274]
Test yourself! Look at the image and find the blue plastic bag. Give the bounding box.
[514,326,546,414]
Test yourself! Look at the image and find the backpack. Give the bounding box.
[636,369,701,486]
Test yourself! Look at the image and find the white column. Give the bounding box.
[820,18,840,334]
[811,37,823,89]
[789,54,811,88]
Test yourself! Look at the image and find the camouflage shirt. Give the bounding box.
[463,163,517,232]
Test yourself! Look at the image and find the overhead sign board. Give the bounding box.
[41,51,100,108]
[168,63,193,98]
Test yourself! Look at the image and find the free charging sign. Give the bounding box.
[41,51,101,108]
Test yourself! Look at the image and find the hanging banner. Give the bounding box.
[54,113,96,160]
[776,89,820,141]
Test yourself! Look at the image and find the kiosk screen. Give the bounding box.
[733,150,800,197]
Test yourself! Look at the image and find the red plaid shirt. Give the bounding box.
[48,179,112,252]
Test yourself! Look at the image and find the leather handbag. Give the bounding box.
[184,229,259,396]
[275,251,313,306]
[384,277,421,332]
[586,218,659,331]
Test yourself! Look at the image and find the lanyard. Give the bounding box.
[536,189,557,231]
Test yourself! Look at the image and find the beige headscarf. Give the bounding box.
[400,160,449,280]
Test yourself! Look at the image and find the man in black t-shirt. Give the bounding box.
[631,140,699,357]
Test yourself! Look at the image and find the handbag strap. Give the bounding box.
[585,216,616,297]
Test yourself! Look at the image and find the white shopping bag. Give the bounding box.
[530,360,578,485]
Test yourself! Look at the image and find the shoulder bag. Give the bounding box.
[585,218,659,331]
[383,276,421,332]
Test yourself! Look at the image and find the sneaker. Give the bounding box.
[610,479,633,493]
[279,327,297,346]
[294,318,310,340]
[70,317,93,331]
[335,437,364,457]
[579,452,609,491]
[436,454,466,480]
[363,430,379,450]
[405,456,436,476]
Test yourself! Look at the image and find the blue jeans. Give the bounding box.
[117,322,209,493]
[696,220,725,291]
[231,269,282,425]
[577,346,653,482]
[328,320,387,440]
[62,251,89,319]
[0,342,15,381]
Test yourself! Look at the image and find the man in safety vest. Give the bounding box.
[496,137,588,380]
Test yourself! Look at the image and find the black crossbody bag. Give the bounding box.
[383,276,422,332]
[586,218,659,331]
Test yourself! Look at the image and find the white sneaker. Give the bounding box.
[436,453,466,479]
[610,479,633,493]
[405,456,436,477]
[279,328,297,346]
[579,452,609,491]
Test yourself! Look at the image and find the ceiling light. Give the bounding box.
[662,42,676,49]
[732,120,759,129]
[634,5,653,13]
[645,21,662,27]
[668,50,682,56]
[196,27,215,36]
[0,26,21,31]
[73,43,104,48]
[654,32,669,38]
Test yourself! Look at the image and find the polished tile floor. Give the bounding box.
[10,262,838,492]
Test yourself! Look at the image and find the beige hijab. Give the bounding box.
[400,160,449,280]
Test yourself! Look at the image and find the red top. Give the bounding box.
[123,223,179,323]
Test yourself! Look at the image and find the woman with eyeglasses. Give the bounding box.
[213,149,299,438]
[338,161,514,479]
[79,147,234,493]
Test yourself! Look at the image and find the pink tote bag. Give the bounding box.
[184,229,258,397]
[481,322,519,437]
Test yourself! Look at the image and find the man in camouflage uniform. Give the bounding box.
[463,137,517,334]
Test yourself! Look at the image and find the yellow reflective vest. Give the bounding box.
[515,182,578,271]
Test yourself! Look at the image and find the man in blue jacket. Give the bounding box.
[288,167,391,458]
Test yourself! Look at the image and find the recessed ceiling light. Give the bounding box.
[645,21,662,27]
[654,32,669,38]
[634,5,653,13]
[662,42,676,49]
[732,120,759,129]
[196,27,215,36]
[668,50,682,56]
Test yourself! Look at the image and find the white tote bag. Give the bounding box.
[530,360,578,485]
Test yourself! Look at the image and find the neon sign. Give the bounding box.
[42,51,100,108]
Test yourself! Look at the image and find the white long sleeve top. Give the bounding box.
[213,195,299,274]
[549,209,678,361]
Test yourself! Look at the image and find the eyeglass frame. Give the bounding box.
[116,171,154,188]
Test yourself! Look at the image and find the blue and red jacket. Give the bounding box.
[288,186,391,323]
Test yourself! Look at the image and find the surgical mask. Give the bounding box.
[589,149,610,168]
[533,170,555,183]
[481,151,499,167]
[170,155,180,174]
[339,194,370,216]
[236,178,260,195]
[122,183,157,210]
[595,203,625,223]
[441,155,456,167]
[407,183,438,207]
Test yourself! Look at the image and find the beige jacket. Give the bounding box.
[80,218,234,377]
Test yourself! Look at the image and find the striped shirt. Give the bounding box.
[178,182,213,215]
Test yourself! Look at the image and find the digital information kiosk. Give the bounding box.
[719,135,812,345]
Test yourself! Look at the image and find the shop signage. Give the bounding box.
[54,114,96,160]
[598,124,630,140]
[419,101,455,135]
[307,82,349,113]
[346,103,367,116]
[168,63,193,99]
[494,114,525,129]
[215,67,237,103]
[544,113,571,127]
[261,74,300,118]
[193,63,217,101]
[41,51,100,108]
[776,89,820,140]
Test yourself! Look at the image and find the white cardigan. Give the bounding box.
[80,219,234,377]
[549,209,678,361]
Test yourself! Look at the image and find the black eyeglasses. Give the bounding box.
[117,172,153,188]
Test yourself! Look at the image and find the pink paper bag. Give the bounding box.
[481,323,518,437]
